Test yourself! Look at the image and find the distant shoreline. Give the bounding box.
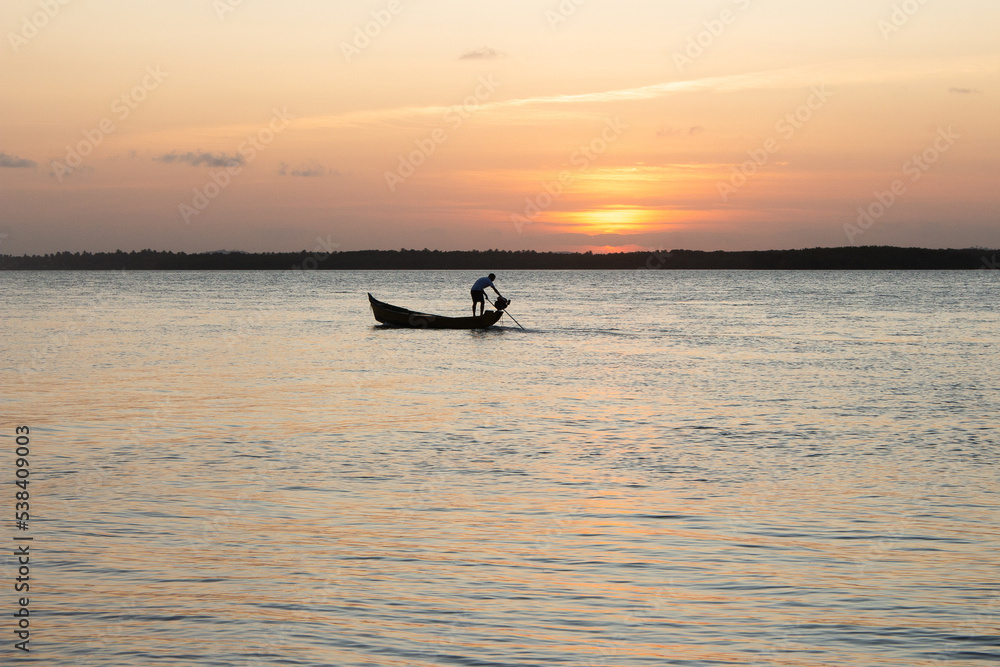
[2,247,998,270]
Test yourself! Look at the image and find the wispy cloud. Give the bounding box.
[154,151,245,167]
[489,59,948,109]
[949,87,984,94]
[657,125,706,138]
[460,47,506,60]
[0,151,36,169]
[48,164,93,179]
[214,55,998,133]
[278,161,336,177]
[656,125,705,137]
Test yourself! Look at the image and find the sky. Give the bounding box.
[1,0,998,254]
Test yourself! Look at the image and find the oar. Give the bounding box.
[486,295,525,330]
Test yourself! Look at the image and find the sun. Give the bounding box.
[553,207,663,234]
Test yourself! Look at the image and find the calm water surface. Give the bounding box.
[2,270,998,666]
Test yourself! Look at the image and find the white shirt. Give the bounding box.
[471,276,495,291]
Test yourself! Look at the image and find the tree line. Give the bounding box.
[1,247,996,270]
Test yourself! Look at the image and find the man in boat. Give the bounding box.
[471,274,503,316]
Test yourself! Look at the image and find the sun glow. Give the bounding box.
[550,207,677,234]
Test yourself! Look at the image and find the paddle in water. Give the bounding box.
[487,295,525,330]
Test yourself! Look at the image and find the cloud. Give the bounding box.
[154,151,245,167]
[298,62,863,129]
[460,47,506,60]
[657,125,705,138]
[949,87,984,94]
[48,164,94,180]
[0,151,37,169]
[243,54,999,131]
[278,161,336,177]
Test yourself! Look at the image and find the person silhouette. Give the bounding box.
[470,273,502,316]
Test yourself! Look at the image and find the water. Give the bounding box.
[2,270,998,666]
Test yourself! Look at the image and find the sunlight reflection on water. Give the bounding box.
[2,270,999,666]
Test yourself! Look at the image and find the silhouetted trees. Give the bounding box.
[1,246,996,270]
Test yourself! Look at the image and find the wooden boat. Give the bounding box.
[368,293,504,329]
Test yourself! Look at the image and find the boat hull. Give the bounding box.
[368,293,503,329]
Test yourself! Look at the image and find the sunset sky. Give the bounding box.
[1,0,997,254]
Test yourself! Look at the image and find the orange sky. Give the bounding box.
[1,0,997,254]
